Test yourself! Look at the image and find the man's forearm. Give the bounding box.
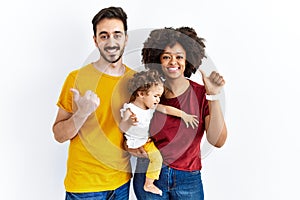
[53,112,88,143]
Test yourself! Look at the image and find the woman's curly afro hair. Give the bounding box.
[142,27,206,78]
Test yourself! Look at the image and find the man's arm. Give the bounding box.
[52,108,87,143]
[52,88,100,143]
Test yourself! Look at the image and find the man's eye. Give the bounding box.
[100,35,108,39]
[162,55,170,59]
[114,34,122,39]
[177,56,184,59]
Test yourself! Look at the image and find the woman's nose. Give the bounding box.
[170,56,177,65]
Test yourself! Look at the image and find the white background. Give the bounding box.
[1,0,300,199]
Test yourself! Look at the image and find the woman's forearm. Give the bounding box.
[205,100,227,148]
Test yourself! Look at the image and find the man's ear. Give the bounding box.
[124,34,128,46]
[93,35,98,47]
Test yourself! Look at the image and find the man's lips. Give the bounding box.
[105,46,120,53]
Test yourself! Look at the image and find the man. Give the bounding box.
[52,7,135,199]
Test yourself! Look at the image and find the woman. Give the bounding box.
[120,69,198,196]
[130,27,227,200]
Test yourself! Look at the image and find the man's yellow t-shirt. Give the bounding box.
[57,63,134,192]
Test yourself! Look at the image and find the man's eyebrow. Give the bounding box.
[114,31,123,34]
[99,31,108,35]
[99,31,124,35]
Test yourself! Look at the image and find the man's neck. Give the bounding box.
[93,59,125,76]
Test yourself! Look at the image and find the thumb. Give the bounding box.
[70,88,80,102]
[199,69,207,83]
[199,69,206,79]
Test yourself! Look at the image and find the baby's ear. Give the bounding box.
[137,91,145,97]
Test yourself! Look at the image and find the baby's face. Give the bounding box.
[143,83,164,109]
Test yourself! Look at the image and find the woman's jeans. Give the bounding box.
[65,180,130,200]
[133,158,204,200]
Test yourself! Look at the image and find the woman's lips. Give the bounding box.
[167,67,180,72]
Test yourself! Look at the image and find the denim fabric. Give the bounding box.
[65,181,130,200]
[133,158,204,200]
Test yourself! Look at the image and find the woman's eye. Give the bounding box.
[162,55,170,59]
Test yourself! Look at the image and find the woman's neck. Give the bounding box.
[164,77,190,98]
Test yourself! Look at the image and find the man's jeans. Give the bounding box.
[133,158,204,200]
[65,181,130,200]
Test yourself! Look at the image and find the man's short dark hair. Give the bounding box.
[92,6,128,36]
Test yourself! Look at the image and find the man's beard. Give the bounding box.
[98,45,125,64]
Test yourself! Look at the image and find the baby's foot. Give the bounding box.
[144,184,162,196]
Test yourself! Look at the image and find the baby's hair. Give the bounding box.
[128,69,163,102]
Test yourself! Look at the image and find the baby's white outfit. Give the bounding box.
[120,103,156,148]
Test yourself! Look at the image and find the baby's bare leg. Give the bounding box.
[144,177,162,196]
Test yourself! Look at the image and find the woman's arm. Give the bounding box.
[123,141,148,158]
[121,108,148,158]
[156,104,199,129]
[205,101,227,148]
[199,69,227,148]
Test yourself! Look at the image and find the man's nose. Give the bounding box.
[106,37,117,45]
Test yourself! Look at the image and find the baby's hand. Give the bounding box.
[119,109,139,133]
[122,109,139,126]
[129,113,139,126]
[181,112,199,129]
